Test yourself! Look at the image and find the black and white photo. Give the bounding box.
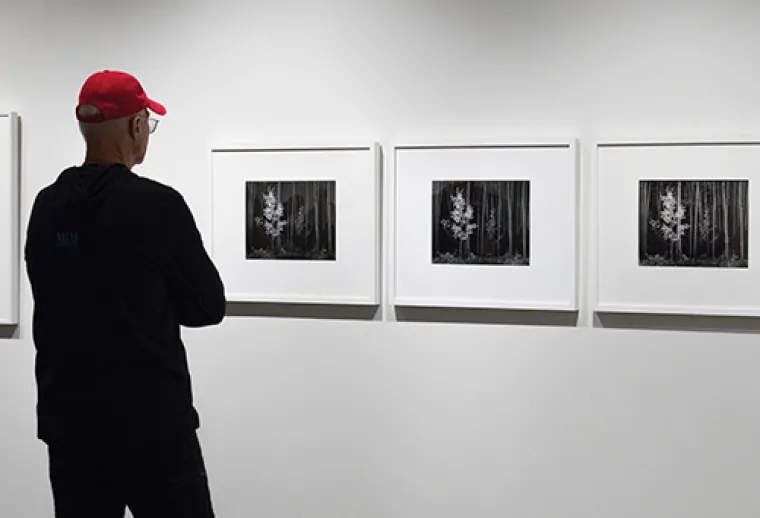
[432,180,530,265]
[246,180,337,260]
[639,179,749,268]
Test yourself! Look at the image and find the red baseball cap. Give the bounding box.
[76,70,167,122]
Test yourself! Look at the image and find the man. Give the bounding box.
[24,70,226,518]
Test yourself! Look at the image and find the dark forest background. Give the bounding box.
[246,181,337,260]
[639,180,749,268]
[432,180,530,265]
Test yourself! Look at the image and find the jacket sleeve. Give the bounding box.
[163,189,226,327]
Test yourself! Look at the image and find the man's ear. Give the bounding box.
[128,115,141,141]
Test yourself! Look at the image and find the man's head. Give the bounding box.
[76,70,166,169]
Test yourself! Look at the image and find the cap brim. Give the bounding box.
[146,98,167,116]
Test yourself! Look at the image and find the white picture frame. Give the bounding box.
[211,143,381,305]
[393,140,579,311]
[596,138,760,316]
[0,113,20,325]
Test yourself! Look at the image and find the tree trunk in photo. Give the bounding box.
[507,183,513,256]
[275,182,282,253]
[654,184,659,253]
[723,181,729,260]
[712,181,716,258]
[688,182,694,257]
[694,182,700,257]
[734,182,740,260]
[247,183,254,253]
[641,182,650,257]
[481,183,487,257]
[496,188,502,257]
[740,182,745,260]
[650,183,656,254]
[703,182,712,257]
[306,183,312,252]
[701,182,707,256]
[731,182,736,257]
[647,183,654,257]
[465,182,472,257]
[314,182,321,254]
[702,183,707,255]
[640,182,647,255]
[307,182,319,252]
[648,182,654,255]
[307,182,313,253]
[289,184,294,248]
[268,184,275,254]
[327,182,333,256]
[665,182,673,260]
[520,182,528,256]
[434,186,440,255]
[476,184,482,257]
[675,181,682,260]
[736,182,740,258]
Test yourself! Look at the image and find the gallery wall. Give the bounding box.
[3,0,760,516]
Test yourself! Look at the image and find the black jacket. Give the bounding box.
[25,163,225,445]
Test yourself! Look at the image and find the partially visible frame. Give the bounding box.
[0,113,20,325]
[393,140,579,310]
[596,137,760,316]
[211,143,381,305]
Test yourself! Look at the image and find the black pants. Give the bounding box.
[47,431,215,518]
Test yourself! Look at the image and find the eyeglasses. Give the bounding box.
[148,118,159,134]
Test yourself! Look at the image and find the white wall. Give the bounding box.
[3,0,760,516]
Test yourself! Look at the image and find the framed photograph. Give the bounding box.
[0,113,20,325]
[393,141,579,310]
[596,139,760,316]
[211,143,381,305]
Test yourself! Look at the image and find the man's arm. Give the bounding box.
[24,193,41,291]
[162,189,226,327]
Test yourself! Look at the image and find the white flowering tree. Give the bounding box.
[649,188,689,259]
[441,188,477,258]
[254,187,288,251]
